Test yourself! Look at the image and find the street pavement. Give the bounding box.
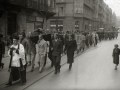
[0,35,120,90]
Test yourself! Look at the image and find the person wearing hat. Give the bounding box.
[51,34,63,74]
[112,44,120,70]
[0,34,5,70]
[6,36,26,86]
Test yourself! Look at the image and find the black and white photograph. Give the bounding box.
[0,0,120,90]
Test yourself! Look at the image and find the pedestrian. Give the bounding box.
[18,33,30,65]
[75,32,80,54]
[80,33,86,51]
[92,32,96,46]
[22,30,26,38]
[6,35,12,50]
[95,32,99,46]
[64,35,77,70]
[85,32,89,48]
[6,36,26,86]
[23,33,36,72]
[0,34,5,70]
[64,31,69,44]
[112,44,120,70]
[51,34,63,74]
[37,34,47,73]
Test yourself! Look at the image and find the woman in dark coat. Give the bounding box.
[112,44,120,70]
[64,35,77,70]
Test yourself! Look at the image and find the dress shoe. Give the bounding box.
[5,82,12,86]
[115,66,117,70]
[69,64,72,70]
[30,64,35,72]
[1,63,4,69]
[58,69,60,73]
[51,63,54,67]
[39,70,43,73]
[54,70,57,74]
[27,61,31,66]
[30,69,33,72]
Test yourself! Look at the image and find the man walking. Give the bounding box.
[37,34,47,73]
[23,33,36,72]
[51,34,63,74]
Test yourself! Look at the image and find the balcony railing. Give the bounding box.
[0,0,54,12]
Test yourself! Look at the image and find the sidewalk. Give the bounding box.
[0,40,108,90]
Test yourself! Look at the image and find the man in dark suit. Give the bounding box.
[51,34,63,74]
[0,34,5,69]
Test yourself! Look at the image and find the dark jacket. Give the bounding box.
[0,40,5,55]
[64,40,77,63]
[52,39,63,56]
[113,48,120,65]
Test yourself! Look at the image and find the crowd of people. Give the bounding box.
[0,28,118,86]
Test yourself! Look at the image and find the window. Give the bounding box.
[60,7,64,16]
[75,21,79,30]
[48,0,51,6]
[50,20,63,31]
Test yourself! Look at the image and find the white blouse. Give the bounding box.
[8,44,26,67]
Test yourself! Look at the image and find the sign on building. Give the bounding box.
[74,0,83,14]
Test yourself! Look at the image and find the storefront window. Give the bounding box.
[50,20,63,31]
[75,21,79,30]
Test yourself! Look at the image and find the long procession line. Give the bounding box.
[0,38,116,87]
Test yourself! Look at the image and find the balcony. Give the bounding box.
[0,0,26,7]
[0,0,53,13]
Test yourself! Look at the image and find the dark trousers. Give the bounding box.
[48,50,54,66]
[86,40,89,48]
[0,54,2,67]
[9,65,26,84]
[95,38,97,45]
[52,56,61,71]
[44,54,47,66]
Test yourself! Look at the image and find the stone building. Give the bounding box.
[48,0,117,32]
[0,0,56,36]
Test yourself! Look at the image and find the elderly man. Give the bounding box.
[37,34,47,73]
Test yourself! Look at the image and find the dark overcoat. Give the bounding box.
[0,40,5,55]
[112,48,120,65]
[52,40,63,57]
[64,40,77,64]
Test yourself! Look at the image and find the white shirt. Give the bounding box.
[8,44,26,67]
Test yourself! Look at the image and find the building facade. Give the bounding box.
[0,0,56,36]
[48,0,117,32]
